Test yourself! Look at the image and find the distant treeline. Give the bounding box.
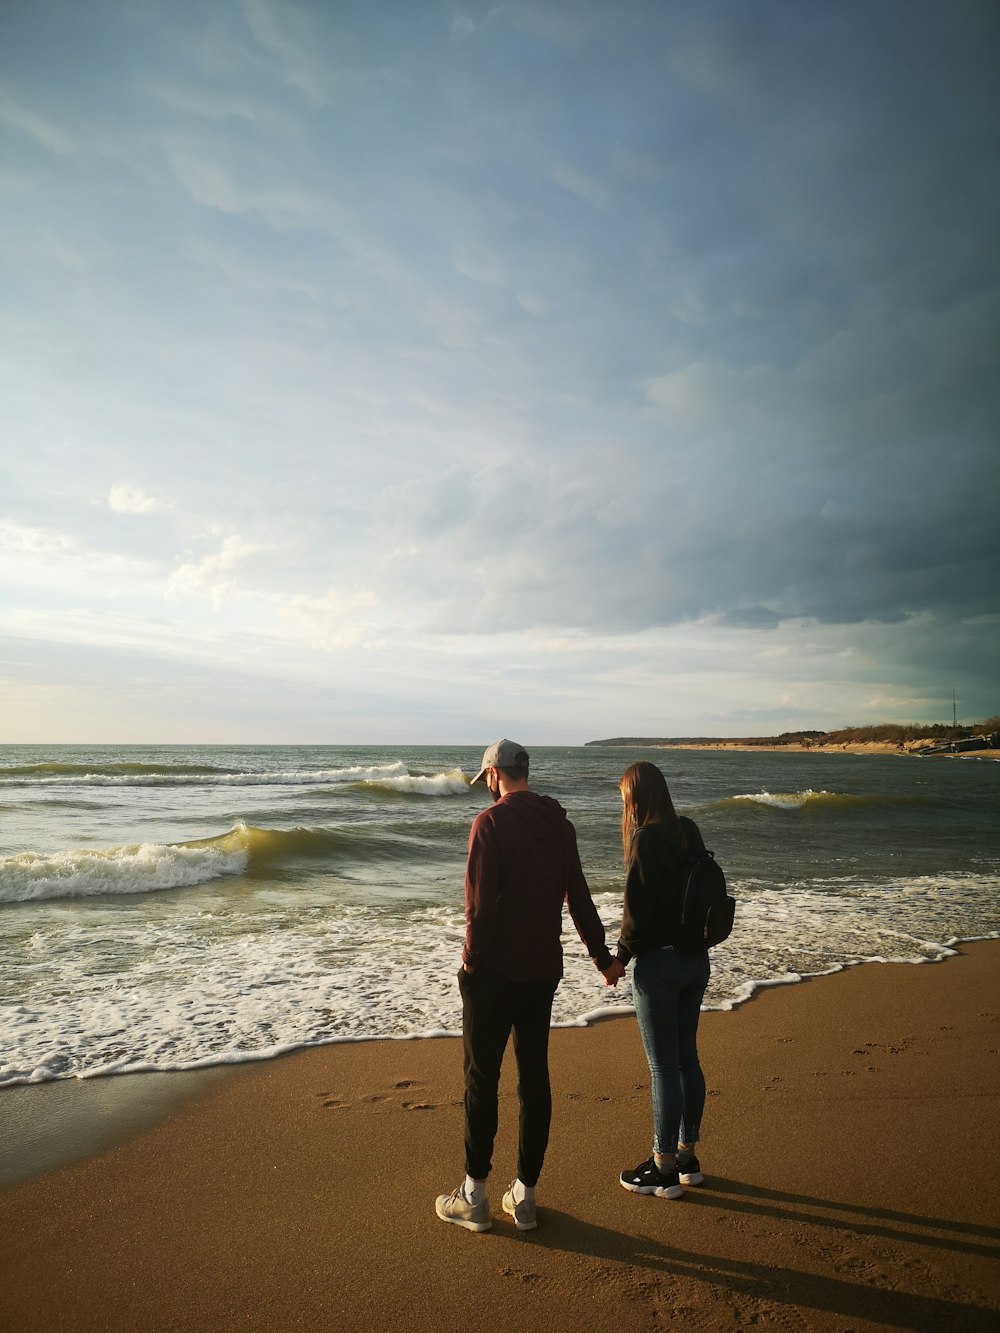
[811,719,1000,746]
[586,717,1000,748]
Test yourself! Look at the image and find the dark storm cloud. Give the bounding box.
[381,0,1000,656]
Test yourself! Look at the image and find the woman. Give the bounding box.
[605,760,710,1200]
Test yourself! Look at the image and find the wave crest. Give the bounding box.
[726,789,860,810]
[355,768,470,797]
[0,835,249,903]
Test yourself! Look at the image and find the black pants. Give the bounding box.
[459,966,559,1187]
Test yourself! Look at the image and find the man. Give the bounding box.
[435,739,617,1233]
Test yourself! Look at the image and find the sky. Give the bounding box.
[2,0,998,745]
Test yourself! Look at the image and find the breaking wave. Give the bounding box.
[354,768,470,797]
[723,789,900,811]
[0,822,422,904]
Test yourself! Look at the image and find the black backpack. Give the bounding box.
[675,845,736,953]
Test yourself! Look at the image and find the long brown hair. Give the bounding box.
[619,761,686,860]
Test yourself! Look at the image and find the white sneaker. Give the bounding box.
[502,1183,537,1231]
[435,1185,492,1232]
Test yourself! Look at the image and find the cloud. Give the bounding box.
[515,292,551,318]
[454,245,506,286]
[278,586,381,651]
[166,536,261,607]
[137,80,265,123]
[108,485,164,515]
[449,14,476,44]
[0,521,74,558]
[550,165,609,210]
[0,523,161,608]
[242,0,335,108]
[163,146,244,213]
[0,89,72,156]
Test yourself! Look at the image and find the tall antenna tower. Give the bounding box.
[953,689,957,728]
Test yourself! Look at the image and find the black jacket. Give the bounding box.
[615,816,705,964]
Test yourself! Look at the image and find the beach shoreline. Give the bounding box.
[3,940,997,1331]
[0,938,987,1190]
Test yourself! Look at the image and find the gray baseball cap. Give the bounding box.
[471,738,529,784]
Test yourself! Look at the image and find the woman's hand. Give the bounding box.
[602,959,626,987]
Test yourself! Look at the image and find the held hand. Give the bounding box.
[602,959,626,987]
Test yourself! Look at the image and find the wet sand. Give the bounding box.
[2,941,998,1331]
[0,1066,230,1190]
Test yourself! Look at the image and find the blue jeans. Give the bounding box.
[632,946,710,1155]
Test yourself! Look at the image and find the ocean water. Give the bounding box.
[2,743,998,1088]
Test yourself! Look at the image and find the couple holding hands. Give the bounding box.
[436,739,711,1233]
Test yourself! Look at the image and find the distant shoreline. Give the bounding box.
[587,740,998,759]
[666,741,994,758]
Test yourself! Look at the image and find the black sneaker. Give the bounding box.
[619,1157,684,1199]
[677,1155,704,1186]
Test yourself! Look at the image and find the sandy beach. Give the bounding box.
[2,941,998,1332]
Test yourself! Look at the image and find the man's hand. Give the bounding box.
[602,959,626,987]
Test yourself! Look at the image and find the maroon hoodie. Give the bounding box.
[462,789,613,982]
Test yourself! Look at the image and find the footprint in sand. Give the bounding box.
[315,1093,349,1108]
